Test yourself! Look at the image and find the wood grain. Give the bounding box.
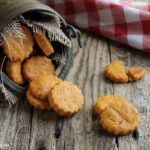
[1,31,150,150]
[0,32,118,150]
[109,42,150,150]
[1,0,150,149]
[0,96,32,150]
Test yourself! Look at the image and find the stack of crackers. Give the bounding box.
[1,24,84,117]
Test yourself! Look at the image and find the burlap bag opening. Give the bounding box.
[0,0,81,105]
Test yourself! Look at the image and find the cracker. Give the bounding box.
[128,68,146,81]
[23,56,55,82]
[6,60,24,85]
[95,96,141,136]
[105,60,128,83]
[2,25,34,62]
[26,89,51,110]
[29,74,61,100]
[48,81,84,116]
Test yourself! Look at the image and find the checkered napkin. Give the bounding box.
[45,0,150,53]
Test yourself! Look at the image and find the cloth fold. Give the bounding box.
[46,0,150,53]
[0,5,72,105]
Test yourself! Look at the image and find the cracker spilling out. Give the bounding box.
[128,68,146,82]
[0,23,84,117]
[2,25,34,62]
[6,60,24,85]
[27,75,84,116]
[105,60,128,83]
[29,74,61,100]
[95,95,141,136]
[26,89,51,111]
[105,60,146,83]
[23,56,55,82]
[48,81,84,116]
[34,29,54,56]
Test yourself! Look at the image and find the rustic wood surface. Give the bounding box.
[1,1,150,149]
[0,31,150,150]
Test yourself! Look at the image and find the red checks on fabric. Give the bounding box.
[46,0,150,53]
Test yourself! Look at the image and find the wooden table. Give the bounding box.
[0,30,150,150]
[1,0,150,148]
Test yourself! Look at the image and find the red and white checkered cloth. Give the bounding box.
[45,0,150,53]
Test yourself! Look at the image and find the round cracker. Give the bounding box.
[26,89,51,110]
[2,25,34,62]
[6,60,24,85]
[128,68,146,81]
[29,74,62,100]
[48,81,84,116]
[95,96,141,136]
[34,31,54,56]
[105,60,128,83]
[23,56,55,82]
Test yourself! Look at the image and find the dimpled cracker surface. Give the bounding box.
[2,25,34,62]
[48,81,84,116]
[29,74,62,100]
[95,96,140,136]
[23,56,55,82]
[128,67,146,81]
[105,60,128,83]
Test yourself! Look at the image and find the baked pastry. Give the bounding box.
[128,68,146,81]
[95,95,141,136]
[26,89,51,110]
[6,60,24,85]
[2,25,34,62]
[48,81,84,116]
[23,56,55,82]
[29,74,61,100]
[105,60,128,83]
[34,30,54,56]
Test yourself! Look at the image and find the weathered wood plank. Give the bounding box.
[109,42,150,150]
[66,33,115,150]
[1,0,150,147]
[27,32,117,150]
[61,33,116,150]
[0,96,32,150]
[1,33,150,150]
